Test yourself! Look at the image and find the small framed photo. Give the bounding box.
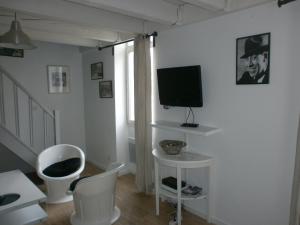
[91,62,103,80]
[236,32,270,85]
[47,65,70,93]
[99,81,113,98]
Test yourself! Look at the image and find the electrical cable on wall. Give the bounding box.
[183,107,196,127]
[185,108,191,124]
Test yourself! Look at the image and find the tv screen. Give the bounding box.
[157,65,203,107]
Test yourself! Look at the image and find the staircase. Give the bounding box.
[0,66,59,167]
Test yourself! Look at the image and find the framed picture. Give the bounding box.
[91,62,103,80]
[236,32,270,85]
[47,65,70,93]
[99,81,113,98]
[0,48,24,58]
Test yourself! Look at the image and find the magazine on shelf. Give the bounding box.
[161,184,188,194]
[161,176,202,196]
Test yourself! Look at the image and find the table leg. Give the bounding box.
[207,164,213,223]
[177,167,182,225]
[155,159,159,216]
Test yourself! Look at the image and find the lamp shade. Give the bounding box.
[0,20,36,50]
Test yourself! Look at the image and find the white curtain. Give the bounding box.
[134,34,153,193]
[290,115,300,225]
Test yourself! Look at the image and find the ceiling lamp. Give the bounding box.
[278,0,296,7]
[0,12,36,50]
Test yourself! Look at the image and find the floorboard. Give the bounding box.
[38,162,212,225]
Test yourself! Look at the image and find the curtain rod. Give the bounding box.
[98,31,158,51]
[278,0,296,7]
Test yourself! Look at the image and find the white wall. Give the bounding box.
[82,48,116,169]
[155,2,299,225]
[0,41,86,150]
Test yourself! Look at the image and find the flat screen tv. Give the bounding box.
[157,65,203,107]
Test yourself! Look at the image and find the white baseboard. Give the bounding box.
[183,205,230,225]
[118,164,131,176]
[87,158,136,177]
[128,162,136,174]
[86,158,106,171]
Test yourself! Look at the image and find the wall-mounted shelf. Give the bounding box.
[151,120,221,136]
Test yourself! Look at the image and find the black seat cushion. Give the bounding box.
[43,158,81,177]
[69,176,90,192]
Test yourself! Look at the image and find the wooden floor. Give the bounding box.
[38,162,211,225]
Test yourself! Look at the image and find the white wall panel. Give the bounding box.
[82,48,116,169]
[155,2,299,225]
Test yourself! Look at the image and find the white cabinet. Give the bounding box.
[151,120,221,224]
[152,149,213,224]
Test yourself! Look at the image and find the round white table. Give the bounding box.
[152,149,214,225]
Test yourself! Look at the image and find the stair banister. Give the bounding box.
[0,66,54,118]
[54,110,61,144]
[0,65,59,163]
[29,97,33,147]
[13,83,20,138]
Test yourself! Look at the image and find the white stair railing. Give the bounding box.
[0,66,59,155]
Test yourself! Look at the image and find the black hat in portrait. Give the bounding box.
[240,36,269,59]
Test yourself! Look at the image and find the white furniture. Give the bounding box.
[70,162,124,225]
[151,120,220,225]
[153,149,213,225]
[0,170,47,225]
[151,120,221,136]
[36,144,85,203]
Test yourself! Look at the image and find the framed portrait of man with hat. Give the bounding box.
[236,33,270,85]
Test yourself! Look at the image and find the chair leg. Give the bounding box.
[111,207,121,224]
[45,177,77,204]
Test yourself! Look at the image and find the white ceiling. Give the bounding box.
[0,0,274,47]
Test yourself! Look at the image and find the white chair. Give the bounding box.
[69,163,124,225]
[36,144,85,204]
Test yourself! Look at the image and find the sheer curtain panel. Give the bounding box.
[134,34,153,193]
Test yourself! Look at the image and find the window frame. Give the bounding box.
[125,39,154,126]
[125,42,135,126]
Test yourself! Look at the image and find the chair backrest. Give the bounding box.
[73,163,124,224]
[37,144,85,170]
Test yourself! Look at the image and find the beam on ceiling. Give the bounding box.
[66,0,178,25]
[0,0,146,34]
[180,0,226,11]
[229,0,273,11]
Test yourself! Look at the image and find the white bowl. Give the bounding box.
[159,140,186,155]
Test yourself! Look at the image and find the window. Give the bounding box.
[126,39,154,125]
[126,41,135,124]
